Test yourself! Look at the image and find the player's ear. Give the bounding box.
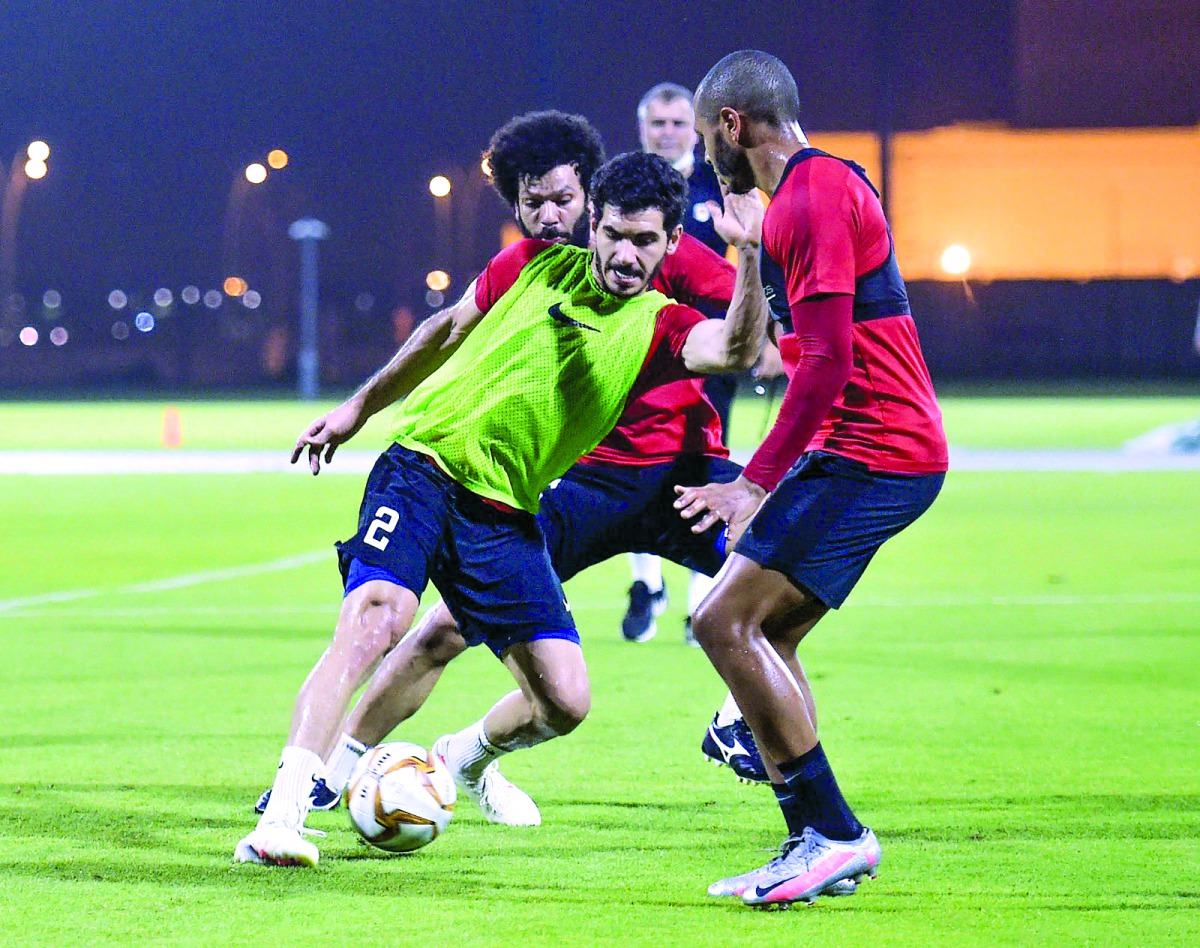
[665,224,683,254]
[719,106,744,144]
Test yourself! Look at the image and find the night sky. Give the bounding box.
[1,0,1164,318]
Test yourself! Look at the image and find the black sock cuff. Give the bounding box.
[777,742,829,785]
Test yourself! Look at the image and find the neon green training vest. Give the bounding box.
[391,244,667,512]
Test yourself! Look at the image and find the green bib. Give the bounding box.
[391,244,666,512]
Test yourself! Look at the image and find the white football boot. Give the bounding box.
[740,827,880,908]
[708,834,859,899]
[432,735,541,826]
[233,822,322,867]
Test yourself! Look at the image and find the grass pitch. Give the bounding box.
[0,397,1198,946]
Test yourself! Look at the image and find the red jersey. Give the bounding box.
[475,234,734,467]
[750,149,947,484]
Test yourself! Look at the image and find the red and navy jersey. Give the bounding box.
[474,236,732,466]
[759,149,947,474]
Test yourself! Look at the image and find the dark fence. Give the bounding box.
[2,280,1199,392]
[910,279,1200,382]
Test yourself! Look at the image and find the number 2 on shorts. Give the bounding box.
[364,506,400,551]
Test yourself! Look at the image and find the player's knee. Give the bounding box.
[535,683,590,736]
[341,592,410,656]
[408,615,468,667]
[691,598,745,650]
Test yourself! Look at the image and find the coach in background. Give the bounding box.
[623,82,740,646]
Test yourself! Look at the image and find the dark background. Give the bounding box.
[2,1,1198,386]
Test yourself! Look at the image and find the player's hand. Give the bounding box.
[753,340,785,379]
[291,399,366,475]
[674,475,768,546]
[708,189,764,250]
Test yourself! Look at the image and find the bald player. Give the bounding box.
[678,51,948,907]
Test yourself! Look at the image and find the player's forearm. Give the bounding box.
[717,244,768,370]
[742,295,854,491]
[350,309,462,419]
[742,353,849,491]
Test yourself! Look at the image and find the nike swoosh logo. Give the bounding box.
[752,852,857,900]
[548,302,599,332]
[708,725,749,760]
[753,876,796,899]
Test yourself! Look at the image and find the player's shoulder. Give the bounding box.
[770,152,864,233]
[489,237,558,269]
[655,301,706,333]
[670,231,731,270]
[779,153,857,202]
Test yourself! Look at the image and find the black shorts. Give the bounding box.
[337,444,575,657]
[735,451,944,609]
[537,454,743,582]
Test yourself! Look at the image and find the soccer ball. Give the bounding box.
[345,742,456,853]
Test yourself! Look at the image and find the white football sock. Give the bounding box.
[258,745,323,829]
[628,553,663,593]
[688,570,717,617]
[325,733,367,794]
[715,692,743,728]
[443,719,505,781]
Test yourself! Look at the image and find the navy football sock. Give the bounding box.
[771,782,807,838]
[775,743,864,842]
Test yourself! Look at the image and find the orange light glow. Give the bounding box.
[425,270,451,292]
[223,277,249,297]
[267,149,289,170]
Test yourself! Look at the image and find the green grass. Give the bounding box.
[1,401,1198,945]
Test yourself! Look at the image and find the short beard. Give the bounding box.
[712,136,756,194]
[517,214,590,247]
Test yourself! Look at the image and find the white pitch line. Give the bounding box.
[0,605,339,620]
[2,447,1200,475]
[0,450,379,475]
[0,550,329,615]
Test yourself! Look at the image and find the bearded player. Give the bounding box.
[234,150,767,867]
[676,51,948,907]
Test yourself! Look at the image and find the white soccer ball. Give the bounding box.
[345,742,456,853]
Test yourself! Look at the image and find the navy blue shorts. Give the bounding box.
[537,454,743,582]
[336,444,576,658]
[735,451,944,609]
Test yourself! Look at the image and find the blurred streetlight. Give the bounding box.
[223,276,248,297]
[267,149,289,170]
[245,162,268,185]
[940,244,971,276]
[428,164,490,294]
[425,269,451,292]
[1,141,52,307]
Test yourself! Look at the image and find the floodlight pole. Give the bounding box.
[288,218,329,401]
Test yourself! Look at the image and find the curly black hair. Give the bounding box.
[484,111,605,207]
[589,152,688,233]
